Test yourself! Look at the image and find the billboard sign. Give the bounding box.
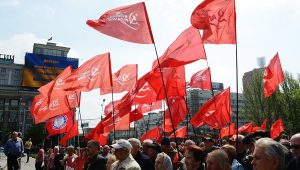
[22,53,78,88]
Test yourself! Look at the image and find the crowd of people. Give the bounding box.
[3,131,300,170]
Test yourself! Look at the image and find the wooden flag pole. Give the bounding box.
[111,87,116,141]
[234,0,239,150]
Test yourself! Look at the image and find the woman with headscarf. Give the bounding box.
[155,152,173,170]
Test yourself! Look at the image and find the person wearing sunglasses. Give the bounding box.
[286,133,300,170]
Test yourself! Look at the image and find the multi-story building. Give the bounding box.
[0,42,76,144]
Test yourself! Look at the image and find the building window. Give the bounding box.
[14,69,21,75]
[1,68,6,73]
[0,79,7,85]
[10,99,18,106]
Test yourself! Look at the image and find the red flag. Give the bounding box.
[104,100,121,116]
[162,97,188,132]
[155,133,163,143]
[137,101,162,114]
[169,126,187,138]
[93,133,107,145]
[63,53,112,92]
[191,87,232,128]
[220,123,236,138]
[46,111,74,137]
[59,121,79,146]
[142,67,186,100]
[190,67,212,90]
[270,118,284,139]
[31,94,71,124]
[173,152,180,163]
[238,122,254,134]
[129,109,144,123]
[67,91,81,108]
[101,64,138,95]
[86,2,154,44]
[132,82,157,105]
[264,53,284,97]
[191,0,236,44]
[252,118,268,132]
[152,27,206,69]
[38,66,73,97]
[140,126,160,142]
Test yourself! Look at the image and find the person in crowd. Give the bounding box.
[161,137,182,164]
[182,140,195,153]
[110,139,141,170]
[47,146,59,170]
[206,149,231,170]
[184,145,205,170]
[64,146,78,170]
[128,138,155,170]
[54,147,65,170]
[221,144,244,170]
[286,133,300,170]
[24,137,32,163]
[251,138,288,170]
[106,154,117,170]
[143,139,154,154]
[44,148,53,170]
[155,152,173,170]
[102,145,111,159]
[75,148,88,170]
[147,143,161,163]
[279,138,290,150]
[198,142,205,150]
[35,144,45,170]
[203,136,218,155]
[4,131,23,170]
[84,140,106,170]
[43,137,52,152]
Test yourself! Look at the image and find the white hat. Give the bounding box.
[111,139,132,150]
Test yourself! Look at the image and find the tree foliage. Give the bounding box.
[243,71,300,135]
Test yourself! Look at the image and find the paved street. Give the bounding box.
[0,154,35,170]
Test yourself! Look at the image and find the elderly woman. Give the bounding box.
[251,138,288,170]
[206,149,231,170]
[155,152,172,170]
[184,145,205,170]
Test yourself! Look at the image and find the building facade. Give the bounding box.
[0,42,73,144]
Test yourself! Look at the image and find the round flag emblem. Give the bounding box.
[52,115,68,130]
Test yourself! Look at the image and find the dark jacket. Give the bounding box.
[134,151,155,170]
[286,157,300,170]
[84,154,106,170]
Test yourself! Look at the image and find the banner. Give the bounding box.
[22,53,78,87]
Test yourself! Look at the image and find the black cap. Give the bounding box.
[147,143,161,152]
[161,137,170,145]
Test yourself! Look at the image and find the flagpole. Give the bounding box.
[111,87,116,141]
[145,103,153,133]
[234,0,239,150]
[153,43,181,157]
[183,90,197,139]
[134,105,137,138]
[77,93,85,137]
[163,101,166,137]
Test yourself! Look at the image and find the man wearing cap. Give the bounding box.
[203,136,218,155]
[128,138,155,170]
[110,139,141,170]
[147,143,161,163]
[84,140,106,170]
[161,137,182,169]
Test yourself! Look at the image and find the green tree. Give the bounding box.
[26,123,46,146]
[243,71,300,135]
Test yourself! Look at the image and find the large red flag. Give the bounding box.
[104,100,121,116]
[38,66,73,97]
[190,67,212,90]
[103,113,130,135]
[220,123,236,138]
[169,126,187,138]
[129,109,144,123]
[140,126,160,142]
[132,82,157,105]
[31,94,71,124]
[46,111,74,137]
[264,53,284,97]
[59,121,79,146]
[152,27,206,69]
[63,53,112,92]
[191,87,232,128]
[238,122,254,134]
[86,2,154,44]
[191,0,236,44]
[162,97,188,132]
[101,64,138,95]
[270,118,284,139]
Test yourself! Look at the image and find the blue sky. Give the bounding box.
[1,0,299,124]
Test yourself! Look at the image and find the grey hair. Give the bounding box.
[143,139,153,145]
[54,146,59,151]
[184,139,195,145]
[128,138,141,147]
[156,152,173,170]
[255,138,289,170]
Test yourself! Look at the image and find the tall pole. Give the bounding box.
[22,103,26,136]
